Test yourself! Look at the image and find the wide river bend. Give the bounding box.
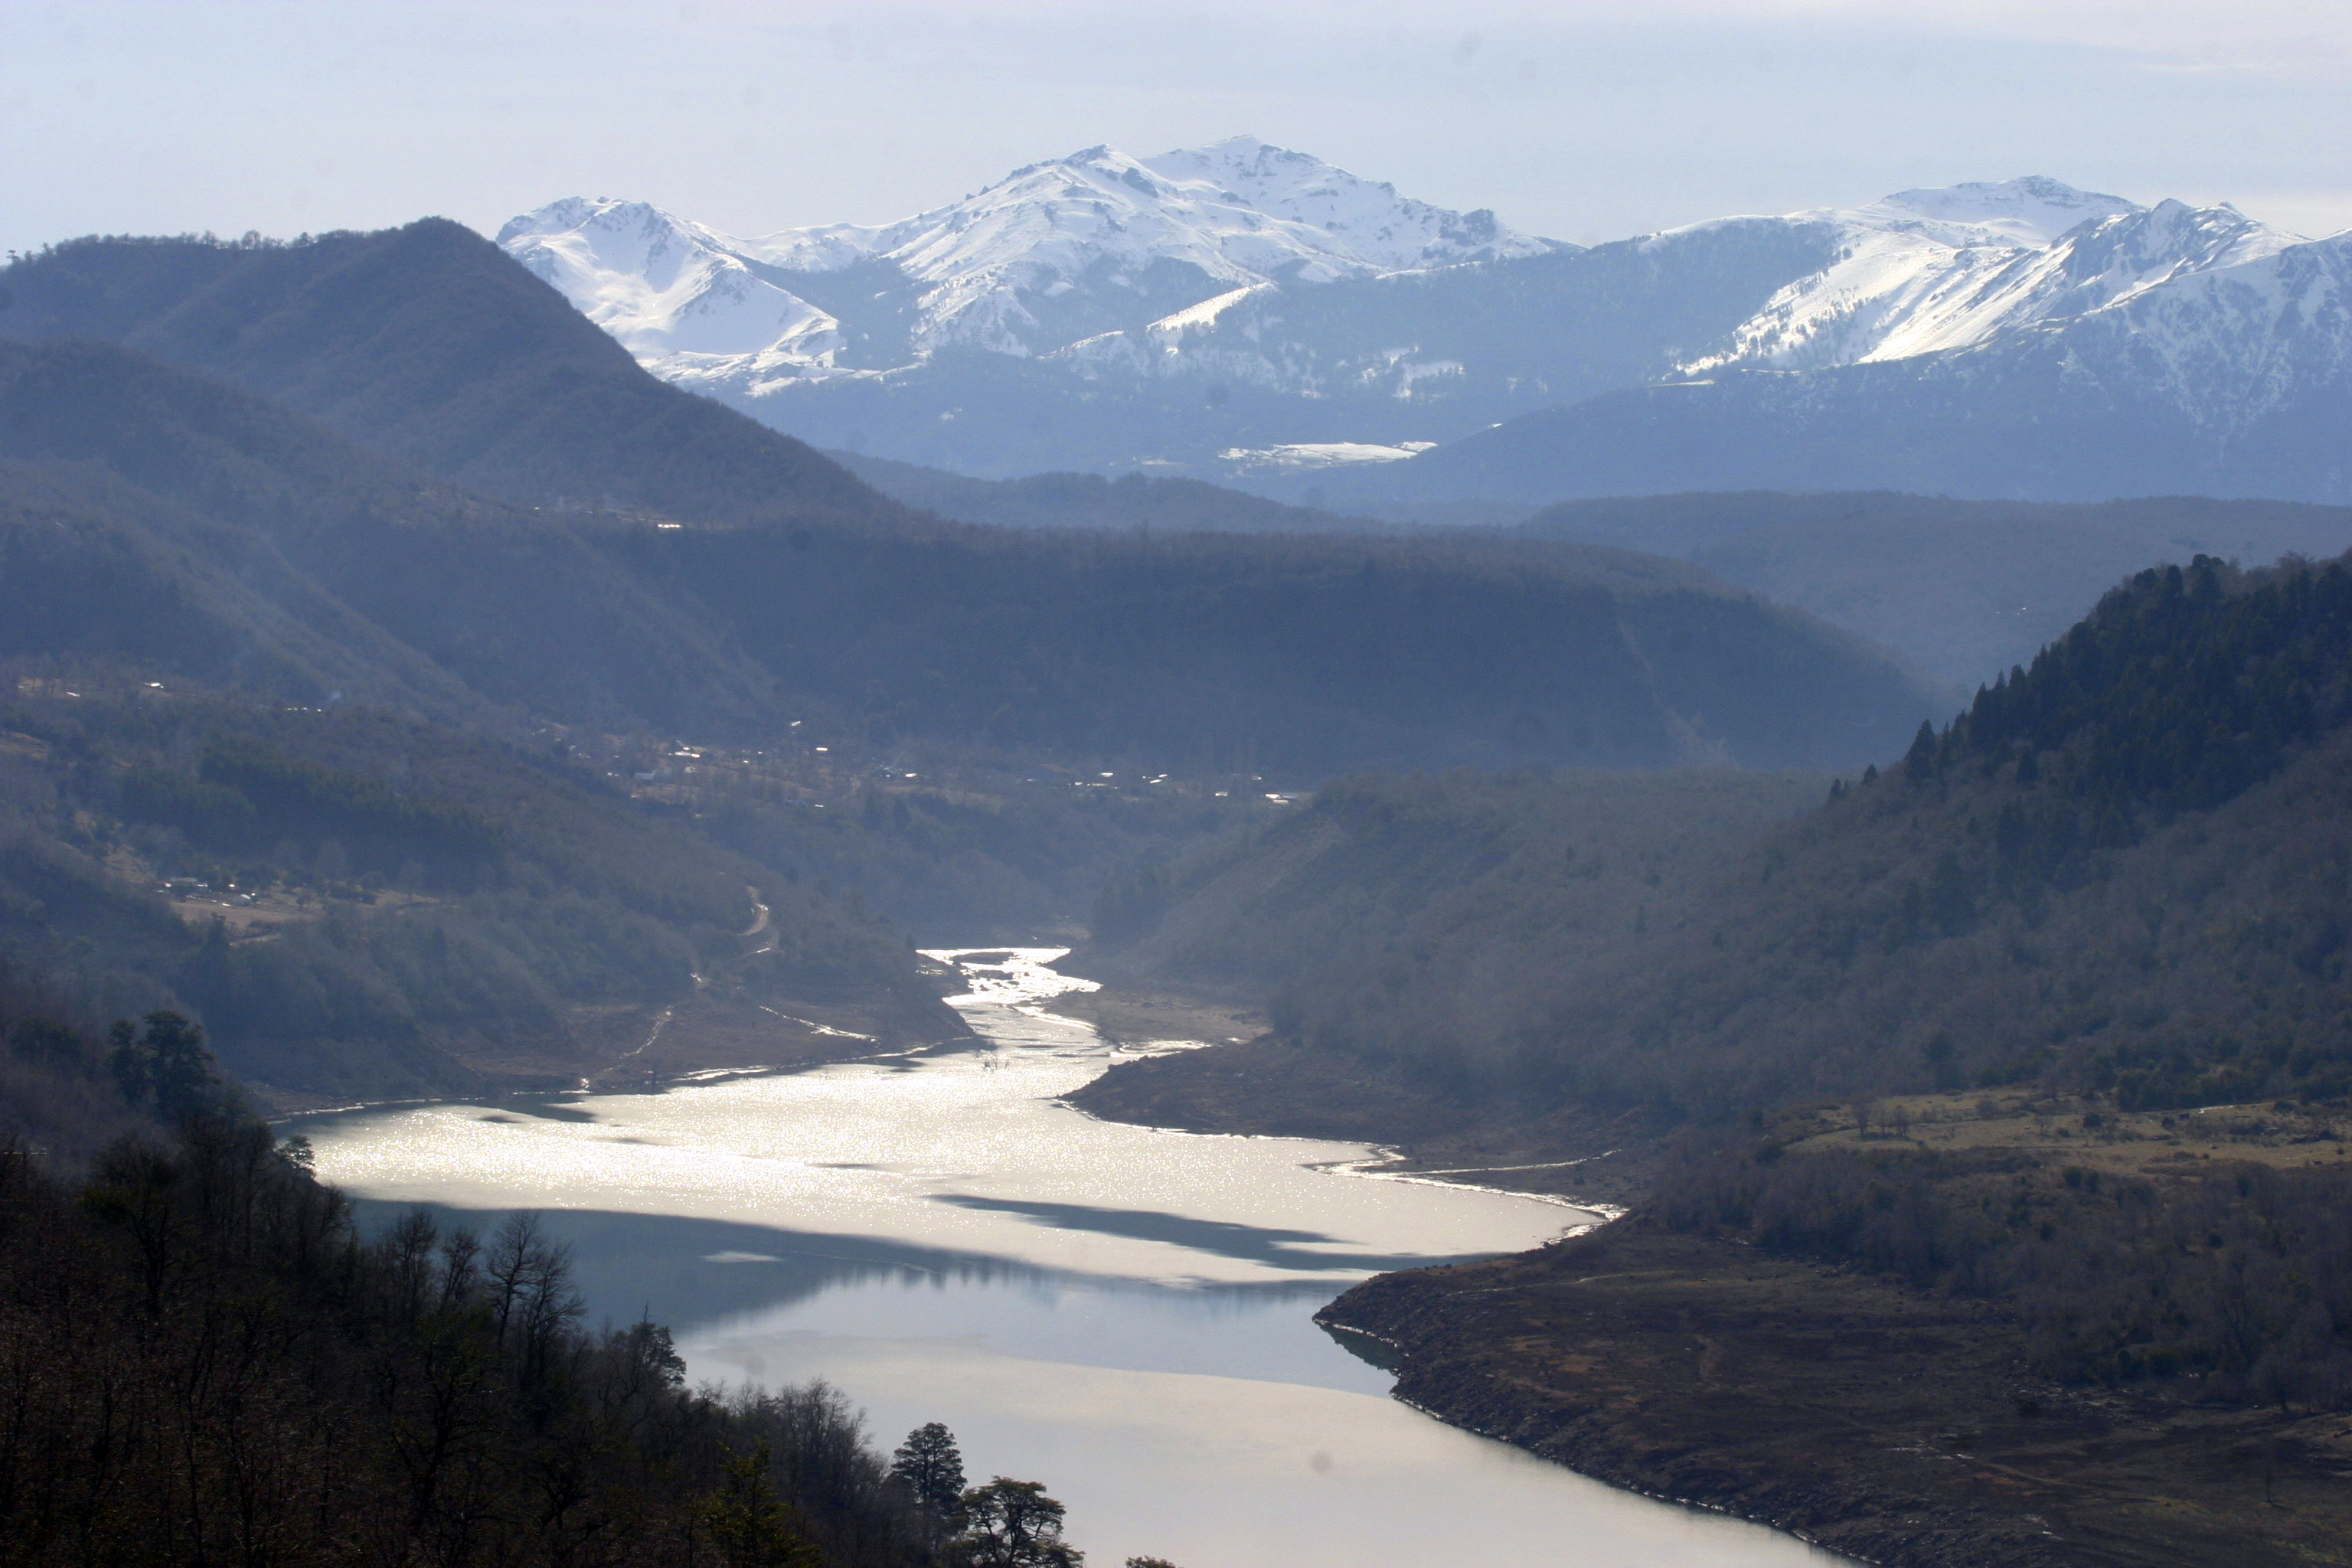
[297,949,1844,1567]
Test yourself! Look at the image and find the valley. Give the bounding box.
[3,126,2350,1568]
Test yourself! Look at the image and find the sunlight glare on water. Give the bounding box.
[299,949,1850,1568]
[305,949,1573,1282]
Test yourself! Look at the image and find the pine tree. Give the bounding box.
[1904,719,1939,779]
[701,1438,821,1568]
[890,1422,966,1526]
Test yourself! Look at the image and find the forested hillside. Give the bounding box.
[0,686,947,1106]
[0,1116,949,1566]
[1351,555,2352,1112]
[1080,769,1823,991]
[0,225,897,527]
[833,450,1388,536]
[1102,550,2352,1119]
[0,338,795,737]
[1521,491,2352,690]
[1086,550,2352,1465]
[0,322,1938,776]
[630,522,1926,773]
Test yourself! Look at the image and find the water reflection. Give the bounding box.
[308,949,1850,1567]
[350,1200,1377,1393]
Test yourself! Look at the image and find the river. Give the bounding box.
[296,948,1844,1568]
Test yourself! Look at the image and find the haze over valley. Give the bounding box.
[5,7,2352,1565]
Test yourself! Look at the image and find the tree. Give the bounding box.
[5,1017,85,1066]
[103,1011,223,1121]
[1925,850,1974,936]
[891,1421,966,1526]
[1904,719,1939,779]
[142,1011,220,1122]
[701,1438,822,1568]
[953,1478,1082,1568]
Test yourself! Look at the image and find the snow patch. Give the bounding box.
[1218,442,1431,473]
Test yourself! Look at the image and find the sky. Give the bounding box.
[4,0,2349,258]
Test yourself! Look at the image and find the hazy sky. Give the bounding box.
[5,0,2349,257]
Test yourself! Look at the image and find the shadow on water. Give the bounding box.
[929,1194,1492,1273]
[344,1203,1393,1383]
[1318,1321,1403,1374]
[348,1200,1070,1329]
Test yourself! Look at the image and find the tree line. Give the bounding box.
[1655,1136,2352,1410]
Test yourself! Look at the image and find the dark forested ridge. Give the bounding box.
[0,337,798,737]
[831,450,1391,536]
[0,323,1938,776]
[628,521,1929,774]
[0,225,898,527]
[1119,552,2352,1119]
[1520,490,2352,691]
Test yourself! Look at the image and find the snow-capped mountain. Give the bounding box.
[497,197,849,382]
[1138,137,1546,273]
[1374,220,2352,505]
[1675,181,2298,375]
[1118,176,2296,391]
[501,153,2348,501]
[497,136,1560,397]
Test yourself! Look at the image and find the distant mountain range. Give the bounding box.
[0,222,1936,780]
[498,138,1556,384]
[504,145,2352,502]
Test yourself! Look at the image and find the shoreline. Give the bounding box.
[1321,1221,2352,1568]
[267,1034,973,1124]
[1063,1001,2352,1568]
[281,966,2352,1567]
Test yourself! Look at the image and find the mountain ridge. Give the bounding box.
[0,221,906,527]
[498,136,1561,390]
[0,240,1941,782]
[492,152,2349,499]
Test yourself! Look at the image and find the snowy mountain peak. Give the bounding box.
[2062,198,2301,276]
[1677,185,2304,377]
[497,157,2347,487]
[499,196,844,371]
[501,138,1558,374]
[1138,136,1558,271]
[1864,176,2141,247]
